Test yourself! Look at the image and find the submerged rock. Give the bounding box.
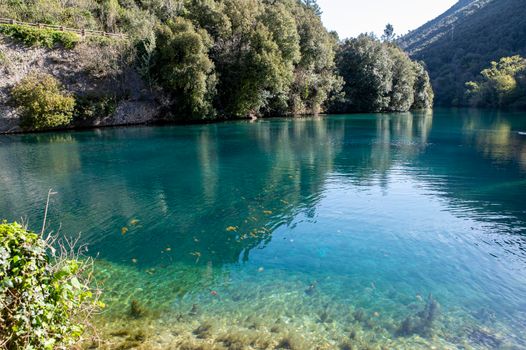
[353,308,366,322]
[189,303,199,316]
[304,281,317,296]
[397,294,440,337]
[193,322,213,339]
[474,308,497,324]
[468,327,503,349]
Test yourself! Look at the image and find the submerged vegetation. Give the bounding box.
[0,221,100,349]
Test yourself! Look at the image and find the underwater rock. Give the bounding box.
[353,308,366,322]
[129,299,145,318]
[193,322,213,339]
[339,339,354,350]
[110,329,131,337]
[397,294,440,337]
[318,304,333,323]
[304,281,317,295]
[276,333,306,350]
[113,331,146,350]
[216,331,249,350]
[189,303,199,316]
[468,327,503,348]
[474,308,497,324]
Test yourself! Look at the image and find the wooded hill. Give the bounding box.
[399,0,526,106]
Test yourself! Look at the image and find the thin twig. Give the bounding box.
[41,189,57,235]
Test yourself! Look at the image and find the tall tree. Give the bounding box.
[382,23,395,43]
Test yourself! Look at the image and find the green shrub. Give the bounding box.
[0,221,101,349]
[10,73,76,130]
[0,24,79,49]
[74,95,117,121]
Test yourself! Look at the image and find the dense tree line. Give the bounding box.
[331,34,433,113]
[2,0,433,123]
[149,0,342,118]
[2,0,344,119]
[466,56,526,109]
[399,0,526,108]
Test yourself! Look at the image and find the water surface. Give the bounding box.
[1,109,526,349]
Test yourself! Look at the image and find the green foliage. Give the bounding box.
[0,24,79,49]
[466,55,526,109]
[0,0,100,29]
[212,0,293,117]
[400,0,526,106]
[0,221,100,349]
[333,35,433,113]
[300,0,322,16]
[290,1,341,115]
[10,73,76,130]
[382,23,395,43]
[149,0,340,118]
[74,95,118,121]
[412,62,434,110]
[154,17,216,119]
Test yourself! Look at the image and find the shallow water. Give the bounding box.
[1,109,526,349]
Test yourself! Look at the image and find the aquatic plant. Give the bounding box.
[0,221,101,349]
[397,294,440,337]
[129,299,145,318]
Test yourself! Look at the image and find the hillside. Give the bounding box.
[399,0,526,106]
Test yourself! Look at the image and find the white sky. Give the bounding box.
[317,0,458,39]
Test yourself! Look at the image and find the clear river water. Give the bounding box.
[1,109,526,349]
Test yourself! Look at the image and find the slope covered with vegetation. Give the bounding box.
[1,0,432,132]
[399,0,526,107]
[466,55,526,109]
[1,0,342,120]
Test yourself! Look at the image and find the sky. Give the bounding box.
[317,0,458,39]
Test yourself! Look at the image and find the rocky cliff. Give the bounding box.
[0,35,160,133]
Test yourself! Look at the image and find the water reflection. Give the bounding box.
[462,109,526,171]
[1,110,526,349]
[0,110,525,268]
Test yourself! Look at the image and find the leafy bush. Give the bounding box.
[0,221,101,349]
[74,95,117,121]
[10,73,76,130]
[0,24,79,49]
[466,55,526,109]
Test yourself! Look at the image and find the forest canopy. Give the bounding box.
[1,0,433,120]
[331,34,433,113]
[465,56,526,109]
[399,0,526,108]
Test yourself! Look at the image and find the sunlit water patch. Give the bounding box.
[1,109,525,349]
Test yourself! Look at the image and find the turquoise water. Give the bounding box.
[1,109,526,349]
